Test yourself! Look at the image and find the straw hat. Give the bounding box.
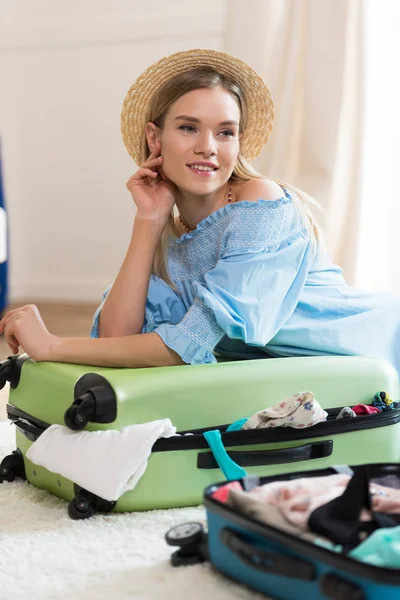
[121,48,274,165]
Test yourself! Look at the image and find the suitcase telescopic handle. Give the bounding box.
[219,527,316,580]
[197,440,333,470]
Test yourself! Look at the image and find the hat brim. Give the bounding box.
[121,48,274,165]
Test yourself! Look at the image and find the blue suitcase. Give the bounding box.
[166,463,400,599]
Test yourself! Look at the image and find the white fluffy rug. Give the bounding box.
[0,395,267,600]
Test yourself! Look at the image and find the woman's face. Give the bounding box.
[151,87,241,195]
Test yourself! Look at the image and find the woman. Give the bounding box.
[1,49,399,374]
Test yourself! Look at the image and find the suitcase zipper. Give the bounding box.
[7,403,400,452]
[158,408,400,451]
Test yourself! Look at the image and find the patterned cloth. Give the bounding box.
[242,391,328,429]
[91,186,400,375]
[372,391,400,412]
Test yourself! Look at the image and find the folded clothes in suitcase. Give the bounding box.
[1,353,400,517]
[166,463,400,599]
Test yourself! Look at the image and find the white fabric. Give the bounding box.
[0,383,9,421]
[26,419,177,502]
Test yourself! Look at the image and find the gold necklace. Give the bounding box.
[178,183,233,233]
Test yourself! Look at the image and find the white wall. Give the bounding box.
[0,0,228,302]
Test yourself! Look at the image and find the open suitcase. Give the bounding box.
[166,462,400,599]
[1,353,400,518]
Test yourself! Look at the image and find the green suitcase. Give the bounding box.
[1,353,400,518]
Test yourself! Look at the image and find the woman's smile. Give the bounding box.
[186,165,218,177]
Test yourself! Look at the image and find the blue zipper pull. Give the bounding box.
[203,429,247,481]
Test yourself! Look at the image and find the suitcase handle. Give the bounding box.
[197,439,333,469]
[319,573,365,600]
[219,527,316,581]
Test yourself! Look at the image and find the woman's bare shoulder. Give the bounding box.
[233,178,285,203]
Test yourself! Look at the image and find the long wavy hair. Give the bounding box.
[140,66,324,288]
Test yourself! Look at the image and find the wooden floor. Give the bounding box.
[0,301,98,361]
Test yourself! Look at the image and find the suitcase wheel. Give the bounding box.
[166,522,205,546]
[68,497,94,520]
[0,449,26,483]
[64,405,89,431]
[68,486,116,520]
[165,522,207,566]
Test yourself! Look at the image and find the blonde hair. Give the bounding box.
[140,67,324,288]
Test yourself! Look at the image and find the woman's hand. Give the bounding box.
[126,141,177,227]
[0,305,59,362]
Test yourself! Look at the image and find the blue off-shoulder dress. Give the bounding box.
[91,187,400,375]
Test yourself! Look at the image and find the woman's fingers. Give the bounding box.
[3,318,20,353]
[137,168,159,179]
[6,335,19,354]
[126,169,159,189]
[142,156,163,168]
[0,304,53,360]
[4,330,18,353]
[125,153,164,187]
[158,163,170,183]
[0,307,23,335]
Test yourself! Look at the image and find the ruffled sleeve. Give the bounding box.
[90,275,187,338]
[154,197,313,365]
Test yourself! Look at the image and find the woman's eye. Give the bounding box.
[178,125,235,137]
[180,125,196,132]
